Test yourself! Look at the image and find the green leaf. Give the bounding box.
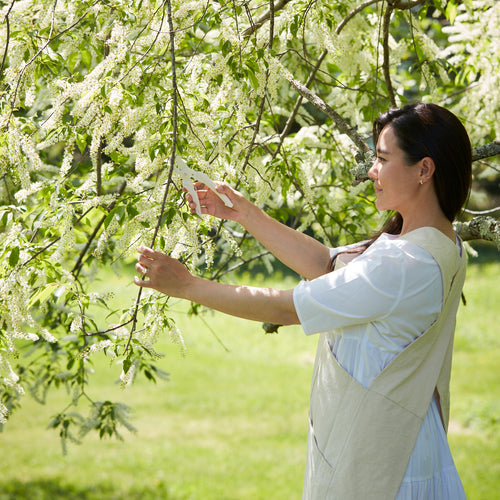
[445,1,458,24]
[67,52,79,73]
[76,133,87,154]
[28,283,60,308]
[8,246,20,267]
[123,357,132,374]
[80,48,92,68]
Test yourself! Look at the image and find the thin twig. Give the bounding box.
[118,0,167,84]
[242,0,293,37]
[463,207,500,215]
[198,314,230,352]
[269,0,275,49]
[390,0,426,10]
[72,181,128,277]
[336,0,380,34]
[382,3,396,107]
[0,0,16,78]
[214,250,272,279]
[125,0,178,353]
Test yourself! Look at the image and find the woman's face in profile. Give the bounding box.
[368,125,421,214]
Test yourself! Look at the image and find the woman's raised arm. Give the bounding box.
[188,183,331,280]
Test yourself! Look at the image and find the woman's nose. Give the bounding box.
[368,162,377,180]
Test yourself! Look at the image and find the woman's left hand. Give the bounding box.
[134,246,194,298]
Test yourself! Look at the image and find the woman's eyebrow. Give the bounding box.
[376,147,390,155]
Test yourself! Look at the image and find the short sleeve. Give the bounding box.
[293,243,407,335]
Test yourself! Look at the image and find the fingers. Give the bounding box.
[133,275,152,288]
[191,181,228,199]
[136,262,148,275]
[190,183,234,213]
[134,247,191,297]
[135,251,162,290]
[137,246,158,259]
[185,190,209,214]
[135,247,156,287]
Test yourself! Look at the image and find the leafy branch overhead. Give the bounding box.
[0,0,499,447]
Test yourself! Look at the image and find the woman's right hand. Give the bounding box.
[186,182,247,222]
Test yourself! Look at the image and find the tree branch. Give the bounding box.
[242,0,294,37]
[269,0,275,49]
[273,49,328,158]
[126,0,176,353]
[71,181,127,277]
[389,0,426,10]
[288,78,372,155]
[336,0,380,34]
[454,216,500,248]
[0,0,16,78]
[382,4,397,107]
[472,141,500,162]
[96,141,103,197]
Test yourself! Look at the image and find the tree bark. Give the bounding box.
[454,216,500,247]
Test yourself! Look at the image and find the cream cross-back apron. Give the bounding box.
[303,228,466,500]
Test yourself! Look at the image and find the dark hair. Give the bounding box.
[374,102,472,226]
[328,103,472,272]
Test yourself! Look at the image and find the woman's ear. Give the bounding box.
[419,157,436,184]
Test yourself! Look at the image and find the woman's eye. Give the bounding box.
[377,156,386,162]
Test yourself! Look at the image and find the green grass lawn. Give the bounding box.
[1,258,499,500]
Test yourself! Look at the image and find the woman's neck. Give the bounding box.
[400,213,455,242]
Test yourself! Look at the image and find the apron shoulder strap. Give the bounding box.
[398,227,464,300]
[370,227,466,420]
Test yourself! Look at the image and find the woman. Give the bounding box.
[135,103,471,499]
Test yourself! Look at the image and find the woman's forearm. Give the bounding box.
[236,201,331,279]
[185,277,299,325]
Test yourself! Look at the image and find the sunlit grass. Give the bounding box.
[1,258,499,500]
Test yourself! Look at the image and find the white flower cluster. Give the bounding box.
[169,323,186,355]
[0,352,24,423]
[220,226,243,258]
[441,1,500,141]
[120,360,137,388]
[0,270,37,345]
[0,401,9,424]
[94,213,121,258]
[14,181,44,203]
[116,219,142,258]
[4,126,38,190]
[70,315,84,334]
[52,204,76,262]
[201,237,216,269]
[59,140,75,179]
[80,339,115,359]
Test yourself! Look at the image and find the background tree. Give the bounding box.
[0,0,499,448]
